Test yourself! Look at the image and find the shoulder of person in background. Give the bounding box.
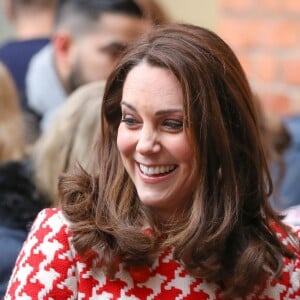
[0,38,50,96]
[26,44,67,131]
[283,205,300,226]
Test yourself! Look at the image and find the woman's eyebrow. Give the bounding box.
[155,109,183,116]
[121,101,182,115]
[121,101,137,112]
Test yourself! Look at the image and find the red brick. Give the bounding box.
[236,54,265,84]
[258,92,291,116]
[283,0,300,13]
[218,18,260,48]
[219,0,300,115]
[281,56,300,85]
[254,54,278,83]
[291,98,300,115]
[219,18,299,49]
[257,0,281,13]
[255,20,300,48]
[219,0,254,13]
[234,53,252,76]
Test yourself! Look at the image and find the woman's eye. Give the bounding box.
[163,120,183,131]
[121,114,139,127]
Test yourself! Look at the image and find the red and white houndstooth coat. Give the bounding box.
[5,208,300,299]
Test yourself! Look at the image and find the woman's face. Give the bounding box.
[117,62,195,220]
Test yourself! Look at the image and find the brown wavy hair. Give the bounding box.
[59,24,295,298]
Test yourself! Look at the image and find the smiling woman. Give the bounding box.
[117,64,194,220]
[5,24,300,299]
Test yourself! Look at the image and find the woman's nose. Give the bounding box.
[136,127,161,154]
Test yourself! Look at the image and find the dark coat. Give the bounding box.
[0,160,49,297]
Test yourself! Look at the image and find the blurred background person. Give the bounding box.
[32,81,104,207]
[265,114,292,205]
[280,121,300,225]
[253,95,300,225]
[0,62,48,298]
[278,117,300,209]
[26,0,170,132]
[0,63,25,163]
[0,0,59,143]
[254,95,292,211]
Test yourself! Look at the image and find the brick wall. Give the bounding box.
[218,0,300,116]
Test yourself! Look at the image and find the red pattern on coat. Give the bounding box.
[4,208,300,300]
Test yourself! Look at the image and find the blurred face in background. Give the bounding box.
[67,13,152,91]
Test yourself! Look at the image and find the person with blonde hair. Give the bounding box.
[0,62,48,297]
[6,24,299,299]
[33,81,105,206]
[0,62,25,163]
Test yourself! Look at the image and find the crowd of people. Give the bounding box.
[0,0,299,299]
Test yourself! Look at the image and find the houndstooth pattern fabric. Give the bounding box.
[4,208,300,300]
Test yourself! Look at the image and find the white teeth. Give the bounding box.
[140,164,176,176]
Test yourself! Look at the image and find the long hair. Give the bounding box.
[0,63,26,163]
[59,24,295,297]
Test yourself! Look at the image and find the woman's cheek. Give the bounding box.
[117,126,136,154]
